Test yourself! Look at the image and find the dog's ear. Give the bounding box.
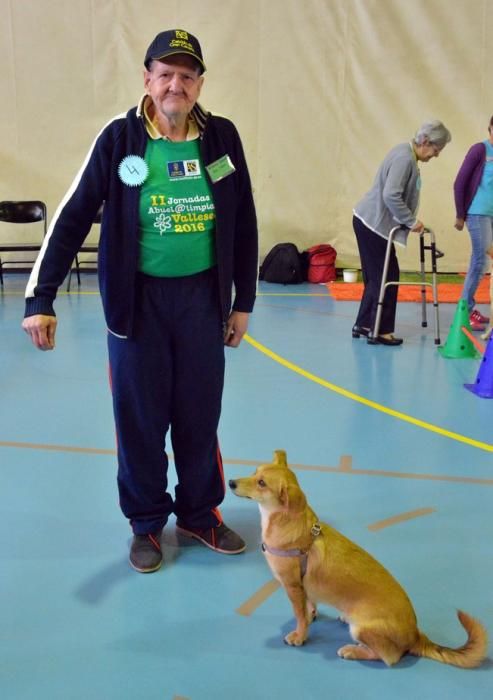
[278,480,289,508]
[273,450,288,468]
[278,480,306,513]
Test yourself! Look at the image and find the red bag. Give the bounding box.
[305,244,337,283]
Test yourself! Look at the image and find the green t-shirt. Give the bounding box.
[138,138,216,276]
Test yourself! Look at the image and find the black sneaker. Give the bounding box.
[129,532,163,573]
[176,522,246,554]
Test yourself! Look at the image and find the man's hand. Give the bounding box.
[22,314,57,351]
[454,218,465,231]
[224,311,249,348]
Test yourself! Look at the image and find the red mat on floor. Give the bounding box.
[327,276,490,303]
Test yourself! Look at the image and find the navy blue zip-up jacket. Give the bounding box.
[24,100,258,338]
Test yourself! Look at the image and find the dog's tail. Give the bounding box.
[410,610,488,668]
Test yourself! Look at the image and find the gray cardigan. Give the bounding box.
[353,142,420,247]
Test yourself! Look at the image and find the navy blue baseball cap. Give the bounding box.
[144,29,206,73]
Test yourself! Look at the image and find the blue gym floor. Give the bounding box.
[1,273,492,700]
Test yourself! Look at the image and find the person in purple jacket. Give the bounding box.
[454,116,493,331]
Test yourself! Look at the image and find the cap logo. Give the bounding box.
[175,30,189,40]
[169,38,195,52]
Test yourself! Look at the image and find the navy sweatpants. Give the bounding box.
[353,216,399,334]
[108,268,226,535]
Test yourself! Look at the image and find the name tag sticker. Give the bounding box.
[206,155,236,183]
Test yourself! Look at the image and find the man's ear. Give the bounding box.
[273,450,288,468]
[143,69,152,94]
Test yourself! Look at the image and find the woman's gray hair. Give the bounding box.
[414,120,451,148]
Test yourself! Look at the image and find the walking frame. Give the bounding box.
[370,226,442,345]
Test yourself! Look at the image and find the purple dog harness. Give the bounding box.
[261,522,322,578]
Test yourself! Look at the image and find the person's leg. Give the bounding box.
[462,214,491,313]
[353,218,398,334]
[482,266,493,340]
[169,269,226,529]
[379,244,399,335]
[353,216,374,331]
[108,278,175,537]
[480,219,493,321]
[169,269,245,554]
[483,252,493,340]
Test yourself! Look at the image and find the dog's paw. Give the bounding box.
[284,630,306,646]
[337,644,379,661]
[337,644,359,659]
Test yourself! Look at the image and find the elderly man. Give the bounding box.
[22,29,258,573]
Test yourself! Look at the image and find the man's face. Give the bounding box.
[144,55,204,122]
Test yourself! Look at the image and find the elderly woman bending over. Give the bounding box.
[352,120,451,346]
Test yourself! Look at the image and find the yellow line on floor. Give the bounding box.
[228,455,493,486]
[316,464,493,486]
[368,507,436,531]
[2,444,493,485]
[0,440,115,454]
[236,579,281,616]
[244,333,493,454]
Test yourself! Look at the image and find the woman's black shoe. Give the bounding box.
[367,335,403,346]
[352,325,370,338]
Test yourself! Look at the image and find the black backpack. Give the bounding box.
[259,243,305,284]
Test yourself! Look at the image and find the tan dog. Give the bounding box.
[229,450,488,667]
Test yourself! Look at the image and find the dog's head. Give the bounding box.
[229,450,306,514]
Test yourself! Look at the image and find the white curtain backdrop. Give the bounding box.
[2,0,493,271]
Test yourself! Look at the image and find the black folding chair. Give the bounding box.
[0,200,47,285]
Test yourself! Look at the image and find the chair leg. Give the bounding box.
[67,255,81,293]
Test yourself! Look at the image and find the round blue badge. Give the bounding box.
[118,155,149,187]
